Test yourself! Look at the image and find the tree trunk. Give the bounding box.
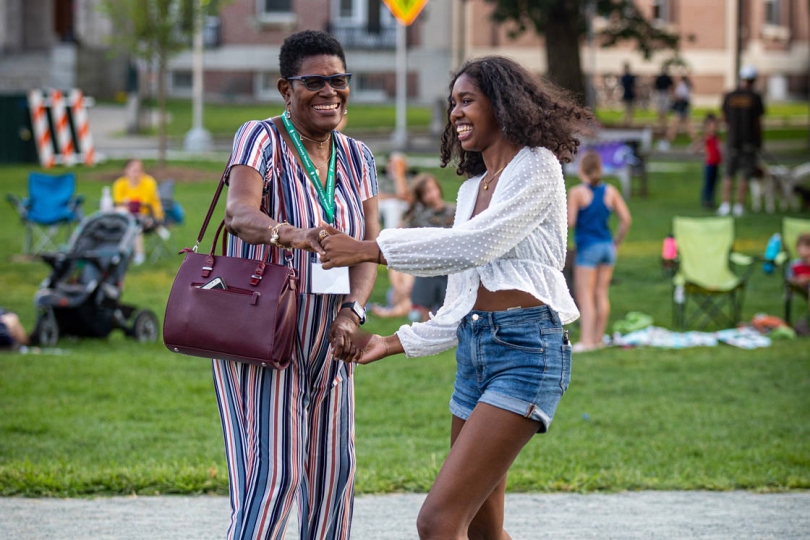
[157,56,168,167]
[544,3,586,103]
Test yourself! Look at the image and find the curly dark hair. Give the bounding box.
[440,56,595,177]
[279,30,347,79]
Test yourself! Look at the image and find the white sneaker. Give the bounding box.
[656,140,670,152]
[157,226,171,240]
[572,343,594,353]
[732,203,744,217]
[133,252,146,266]
[717,202,731,216]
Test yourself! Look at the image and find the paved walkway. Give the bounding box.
[2,491,808,539]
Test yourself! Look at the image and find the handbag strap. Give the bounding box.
[193,119,291,261]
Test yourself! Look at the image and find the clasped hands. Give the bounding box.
[328,315,387,366]
[315,223,389,365]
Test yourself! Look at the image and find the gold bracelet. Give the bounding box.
[270,221,291,249]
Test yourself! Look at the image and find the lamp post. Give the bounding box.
[183,0,212,153]
[391,21,408,150]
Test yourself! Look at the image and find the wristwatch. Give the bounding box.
[340,301,366,325]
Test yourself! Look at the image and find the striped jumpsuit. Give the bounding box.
[214,120,377,540]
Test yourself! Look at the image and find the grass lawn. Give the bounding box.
[1,156,808,497]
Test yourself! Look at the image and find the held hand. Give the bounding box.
[280,226,327,256]
[357,334,389,364]
[329,312,360,361]
[319,223,371,268]
[333,333,390,366]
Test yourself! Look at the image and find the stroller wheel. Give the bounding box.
[33,307,59,347]
[131,310,159,343]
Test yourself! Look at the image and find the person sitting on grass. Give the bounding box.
[0,308,30,350]
[402,173,456,322]
[112,159,167,265]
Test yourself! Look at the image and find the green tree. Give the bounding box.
[484,0,679,102]
[100,0,201,165]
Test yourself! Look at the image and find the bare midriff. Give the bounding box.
[472,285,545,312]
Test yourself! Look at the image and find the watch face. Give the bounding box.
[343,302,365,324]
[352,304,366,323]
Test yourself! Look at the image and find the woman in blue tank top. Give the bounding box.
[567,151,632,352]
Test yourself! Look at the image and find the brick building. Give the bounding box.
[0,0,807,105]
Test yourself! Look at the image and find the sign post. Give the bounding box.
[382,0,429,150]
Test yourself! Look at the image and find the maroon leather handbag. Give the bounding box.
[163,171,299,369]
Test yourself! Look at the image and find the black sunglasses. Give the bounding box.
[286,73,352,91]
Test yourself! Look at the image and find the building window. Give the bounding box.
[652,0,671,22]
[339,0,354,19]
[256,72,285,101]
[257,0,295,24]
[172,71,193,90]
[263,0,292,13]
[764,0,781,25]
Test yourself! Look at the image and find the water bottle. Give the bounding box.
[674,284,685,304]
[763,233,781,274]
[100,186,114,213]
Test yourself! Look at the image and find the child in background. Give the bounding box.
[788,233,810,293]
[701,113,722,209]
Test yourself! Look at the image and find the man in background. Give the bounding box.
[654,64,674,133]
[718,65,765,217]
[620,63,637,126]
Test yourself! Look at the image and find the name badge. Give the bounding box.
[310,261,351,295]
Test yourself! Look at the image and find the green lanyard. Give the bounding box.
[281,112,336,224]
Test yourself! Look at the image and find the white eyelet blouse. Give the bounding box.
[377,146,579,358]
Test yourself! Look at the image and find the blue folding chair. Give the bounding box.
[6,172,85,254]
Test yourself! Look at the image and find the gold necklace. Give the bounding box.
[310,151,331,177]
[300,131,331,150]
[481,165,506,190]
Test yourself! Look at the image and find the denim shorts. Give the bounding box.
[575,242,616,268]
[451,305,572,433]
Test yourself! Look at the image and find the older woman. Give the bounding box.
[218,30,378,540]
[320,56,592,540]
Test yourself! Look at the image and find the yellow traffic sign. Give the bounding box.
[383,0,429,26]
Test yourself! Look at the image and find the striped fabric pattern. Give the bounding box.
[213,119,376,540]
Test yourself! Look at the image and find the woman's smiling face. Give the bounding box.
[281,54,349,137]
[449,73,501,153]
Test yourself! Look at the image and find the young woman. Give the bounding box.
[567,152,632,351]
[319,56,593,540]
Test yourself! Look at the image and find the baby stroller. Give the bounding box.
[31,211,160,346]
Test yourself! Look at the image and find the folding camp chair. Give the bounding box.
[671,216,755,329]
[6,172,85,255]
[778,217,810,324]
[145,180,184,261]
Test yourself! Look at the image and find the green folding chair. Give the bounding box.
[672,216,755,329]
[778,217,810,324]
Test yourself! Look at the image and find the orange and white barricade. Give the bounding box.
[69,89,96,166]
[27,88,97,168]
[28,90,56,169]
